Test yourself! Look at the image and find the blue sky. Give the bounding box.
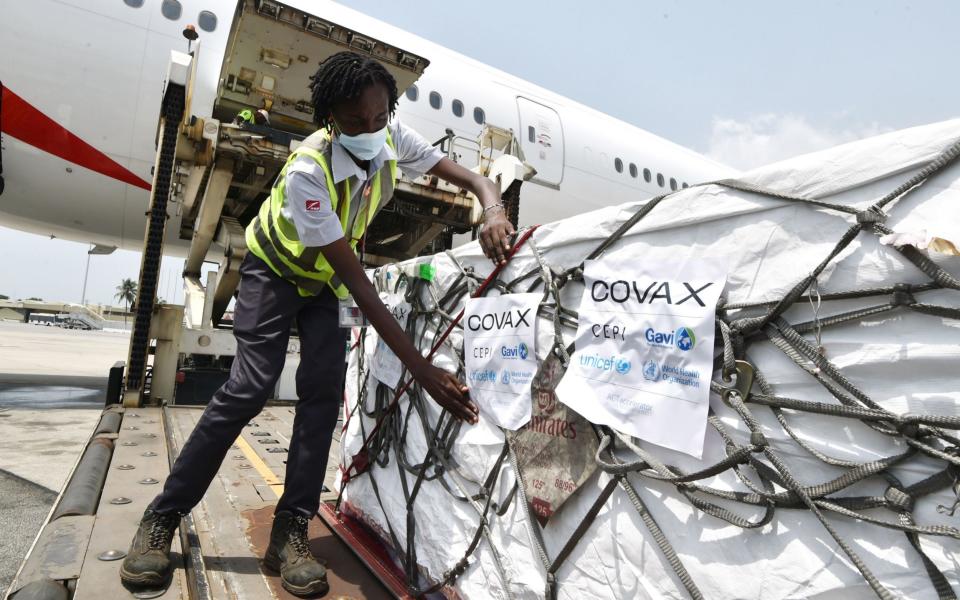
[1,0,957,306]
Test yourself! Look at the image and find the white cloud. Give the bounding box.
[706,113,888,170]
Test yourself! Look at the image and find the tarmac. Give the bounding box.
[0,321,129,596]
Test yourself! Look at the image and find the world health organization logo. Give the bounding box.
[518,342,529,360]
[501,370,511,384]
[675,327,696,351]
[642,360,660,381]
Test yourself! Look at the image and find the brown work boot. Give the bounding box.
[264,510,328,597]
[119,509,181,587]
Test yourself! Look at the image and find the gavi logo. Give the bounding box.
[644,327,697,352]
[500,342,530,360]
[675,327,696,351]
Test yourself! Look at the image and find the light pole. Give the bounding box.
[80,244,118,306]
[81,244,93,306]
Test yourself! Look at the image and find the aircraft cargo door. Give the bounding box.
[517,97,564,186]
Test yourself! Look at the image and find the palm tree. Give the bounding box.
[115,278,138,326]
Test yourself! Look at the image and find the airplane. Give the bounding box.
[0,0,733,258]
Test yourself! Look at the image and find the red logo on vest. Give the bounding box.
[305,200,323,212]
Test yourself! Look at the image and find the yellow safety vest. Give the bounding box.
[245,129,398,298]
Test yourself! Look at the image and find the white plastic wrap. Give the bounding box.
[340,119,960,599]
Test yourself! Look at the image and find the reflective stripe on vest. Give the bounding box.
[245,128,398,298]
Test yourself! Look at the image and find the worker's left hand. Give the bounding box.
[413,363,479,424]
[480,210,515,266]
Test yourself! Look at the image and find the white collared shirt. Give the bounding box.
[280,119,444,247]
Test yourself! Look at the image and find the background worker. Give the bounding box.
[120,51,515,597]
[234,106,270,126]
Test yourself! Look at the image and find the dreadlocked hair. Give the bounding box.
[309,51,399,128]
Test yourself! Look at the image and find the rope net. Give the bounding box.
[338,125,960,599]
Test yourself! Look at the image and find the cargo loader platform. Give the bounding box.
[6,405,404,600]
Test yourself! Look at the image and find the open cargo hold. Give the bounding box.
[339,119,960,599]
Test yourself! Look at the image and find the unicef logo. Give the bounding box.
[501,370,511,384]
[642,360,660,382]
[470,369,498,383]
[518,342,529,360]
[615,359,632,375]
[675,327,696,351]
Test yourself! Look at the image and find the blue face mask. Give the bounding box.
[335,123,387,161]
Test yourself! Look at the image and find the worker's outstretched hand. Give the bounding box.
[480,211,515,266]
[413,364,479,424]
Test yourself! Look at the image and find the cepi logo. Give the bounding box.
[642,360,661,382]
[644,326,697,352]
[500,342,530,360]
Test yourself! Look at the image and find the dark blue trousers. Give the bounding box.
[150,253,346,518]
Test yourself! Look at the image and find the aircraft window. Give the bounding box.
[198,10,217,32]
[670,177,678,191]
[161,0,182,20]
[629,163,638,178]
[405,85,418,101]
[124,0,145,7]
[526,126,535,143]
[452,99,464,117]
[614,158,623,173]
[643,168,651,183]
[657,173,665,187]
[429,91,442,110]
[474,107,486,125]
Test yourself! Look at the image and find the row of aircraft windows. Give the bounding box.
[405,85,486,125]
[613,157,687,191]
[122,0,218,32]
[405,81,684,192]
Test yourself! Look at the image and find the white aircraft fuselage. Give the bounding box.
[0,0,732,256]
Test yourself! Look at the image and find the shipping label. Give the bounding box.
[508,354,598,523]
[368,291,412,389]
[555,256,726,458]
[464,293,540,430]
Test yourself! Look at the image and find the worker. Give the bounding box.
[119,52,515,597]
[235,106,270,126]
